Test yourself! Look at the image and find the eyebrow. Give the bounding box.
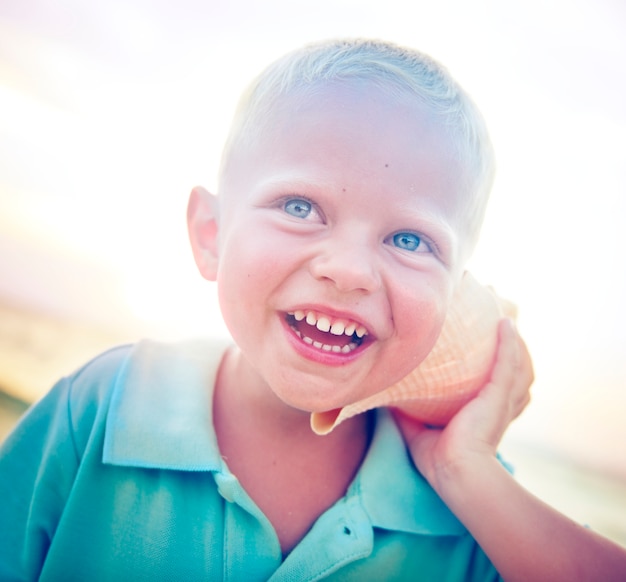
[253,174,330,196]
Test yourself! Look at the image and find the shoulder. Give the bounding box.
[66,343,134,413]
[3,339,228,462]
[0,344,133,455]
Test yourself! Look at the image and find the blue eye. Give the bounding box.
[392,232,423,252]
[284,198,312,219]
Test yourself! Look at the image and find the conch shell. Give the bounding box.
[310,271,516,435]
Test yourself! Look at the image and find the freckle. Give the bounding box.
[342,188,346,192]
[385,163,389,168]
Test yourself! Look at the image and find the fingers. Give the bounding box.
[490,318,534,420]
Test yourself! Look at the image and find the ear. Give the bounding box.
[187,186,220,281]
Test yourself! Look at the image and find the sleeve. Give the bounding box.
[0,378,80,581]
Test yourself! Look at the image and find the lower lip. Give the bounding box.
[281,317,367,367]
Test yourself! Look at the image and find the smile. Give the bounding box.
[286,310,368,354]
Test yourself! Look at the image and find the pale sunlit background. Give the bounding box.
[1,0,625,538]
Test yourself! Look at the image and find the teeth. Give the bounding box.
[300,339,359,354]
[287,310,368,355]
[330,320,345,335]
[316,317,331,333]
[288,310,368,339]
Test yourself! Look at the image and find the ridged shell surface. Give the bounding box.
[311,272,516,435]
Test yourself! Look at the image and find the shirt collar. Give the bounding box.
[103,338,229,470]
[352,408,465,536]
[103,339,465,537]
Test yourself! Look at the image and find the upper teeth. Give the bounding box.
[290,310,367,338]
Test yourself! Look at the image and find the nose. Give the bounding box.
[308,235,381,293]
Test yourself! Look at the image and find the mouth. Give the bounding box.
[285,309,369,354]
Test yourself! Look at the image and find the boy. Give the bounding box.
[1,38,625,580]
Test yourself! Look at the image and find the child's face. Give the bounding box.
[197,83,473,413]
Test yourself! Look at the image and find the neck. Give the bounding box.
[213,346,373,555]
[214,344,372,453]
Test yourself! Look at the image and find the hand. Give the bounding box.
[394,318,534,490]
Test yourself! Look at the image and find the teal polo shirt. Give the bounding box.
[0,340,501,581]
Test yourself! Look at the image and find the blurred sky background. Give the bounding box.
[1,0,625,479]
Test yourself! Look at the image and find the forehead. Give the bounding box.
[282,83,460,172]
[224,82,471,214]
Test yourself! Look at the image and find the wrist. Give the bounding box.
[430,451,503,503]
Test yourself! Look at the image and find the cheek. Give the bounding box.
[214,238,261,341]
[221,220,292,276]
[214,229,294,337]
[393,282,450,367]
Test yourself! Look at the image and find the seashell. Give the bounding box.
[310,271,517,435]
